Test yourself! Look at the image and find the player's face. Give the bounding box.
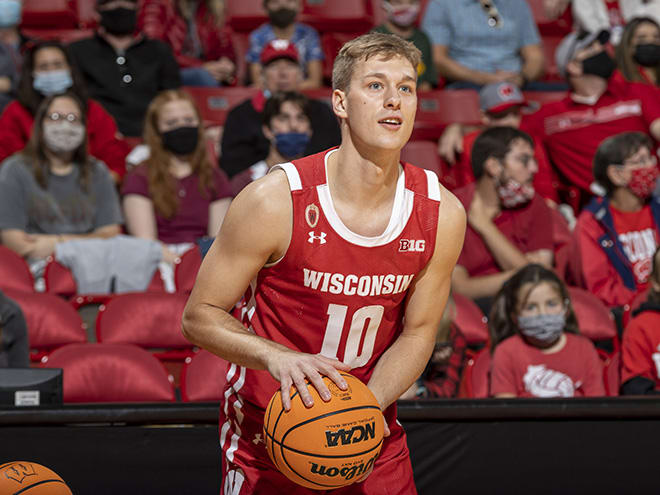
[517,282,565,318]
[501,139,537,186]
[156,99,199,133]
[339,54,417,152]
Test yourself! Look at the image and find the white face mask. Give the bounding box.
[383,2,420,28]
[43,121,85,153]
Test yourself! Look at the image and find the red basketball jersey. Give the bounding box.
[226,149,441,410]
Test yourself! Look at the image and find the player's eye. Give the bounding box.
[368,82,383,90]
[399,85,413,93]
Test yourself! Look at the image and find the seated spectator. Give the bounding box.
[572,0,660,45]
[0,93,122,271]
[247,0,323,89]
[220,39,340,178]
[615,17,660,86]
[0,290,29,368]
[69,0,181,138]
[399,295,467,399]
[138,0,237,87]
[372,0,438,90]
[573,132,660,309]
[451,127,554,313]
[0,41,129,180]
[230,91,312,195]
[489,263,604,398]
[0,0,23,113]
[621,246,660,395]
[421,0,544,90]
[122,89,233,261]
[443,82,559,205]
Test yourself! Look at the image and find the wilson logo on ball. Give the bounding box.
[309,454,378,481]
[325,422,376,447]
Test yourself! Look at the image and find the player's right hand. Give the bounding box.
[265,350,351,411]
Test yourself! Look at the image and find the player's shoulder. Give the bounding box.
[230,167,292,223]
[437,184,466,228]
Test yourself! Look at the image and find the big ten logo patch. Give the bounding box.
[399,239,425,252]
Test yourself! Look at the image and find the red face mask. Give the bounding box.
[628,165,660,199]
[497,178,535,208]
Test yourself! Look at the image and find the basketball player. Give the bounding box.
[182,33,466,494]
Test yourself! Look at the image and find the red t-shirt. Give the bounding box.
[121,164,233,244]
[490,333,605,397]
[622,309,660,387]
[604,0,624,27]
[455,130,559,202]
[521,77,660,195]
[454,183,554,277]
[611,204,658,290]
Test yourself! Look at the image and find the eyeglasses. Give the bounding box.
[479,0,501,28]
[615,155,658,169]
[46,112,80,123]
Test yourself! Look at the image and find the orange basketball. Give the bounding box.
[263,372,384,490]
[0,461,72,494]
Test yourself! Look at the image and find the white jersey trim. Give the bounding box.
[424,169,441,201]
[317,149,414,247]
[271,161,301,191]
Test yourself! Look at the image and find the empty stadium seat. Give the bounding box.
[0,246,34,293]
[225,0,268,32]
[412,90,481,140]
[458,348,491,398]
[185,86,260,127]
[20,0,78,29]
[3,288,87,363]
[320,32,362,82]
[567,287,618,348]
[42,343,176,403]
[301,0,372,33]
[96,292,193,360]
[452,293,489,347]
[174,248,202,294]
[180,350,230,402]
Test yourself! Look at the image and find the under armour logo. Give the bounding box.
[308,231,327,244]
[253,433,264,445]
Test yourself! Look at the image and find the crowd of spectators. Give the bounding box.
[2,0,660,399]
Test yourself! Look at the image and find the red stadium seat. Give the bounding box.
[458,348,491,398]
[412,90,481,141]
[526,0,573,36]
[174,248,202,294]
[180,350,230,402]
[400,141,441,175]
[301,0,372,33]
[0,246,34,293]
[540,35,564,81]
[185,86,260,127]
[3,288,87,363]
[567,287,618,348]
[20,28,94,44]
[76,0,97,28]
[320,32,357,82]
[42,343,176,403]
[225,0,268,32]
[452,293,489,347]
[20,0,78,29]
[96,293,193,360]
[603,351,621,397]
[229,31,250,85]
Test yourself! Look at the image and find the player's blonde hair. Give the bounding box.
[332,33,421,92]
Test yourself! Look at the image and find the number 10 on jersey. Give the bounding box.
[320,304,385,368]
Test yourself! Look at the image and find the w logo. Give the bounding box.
[4,462,37,483]
[308,231,327,245]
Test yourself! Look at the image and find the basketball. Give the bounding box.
[263,372,385,490]
[0,461,72,494]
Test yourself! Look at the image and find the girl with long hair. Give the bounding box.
[489,264,604,398]
[122,89,232,263]
[615,16,660,85]
[0,41,129,180]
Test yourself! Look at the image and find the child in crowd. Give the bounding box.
[621,246,660,395]
[489,264,604,398]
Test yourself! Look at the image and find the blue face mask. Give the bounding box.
[0,0,21,28]
[275,132,310,159]
[33,70,73,96]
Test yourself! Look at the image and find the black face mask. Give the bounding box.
[161,126,199,155]
[100,8,137,36]
[581,50,616,80]
[268,8,297,28]
[633,43,660,67]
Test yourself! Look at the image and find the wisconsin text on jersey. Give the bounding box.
[303,268,415,296]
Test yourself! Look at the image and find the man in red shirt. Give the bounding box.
[573,131,660,309]
[452,126,554,311]
[181,33,465,494]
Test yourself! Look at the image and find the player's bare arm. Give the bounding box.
[182,170,349,411]
[367,186,466,412]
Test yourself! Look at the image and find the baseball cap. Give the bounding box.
[555,29,611,78]
[479,82,527,114]
[260,39,300,66]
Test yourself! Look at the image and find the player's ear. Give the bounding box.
[332,89,348,119]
